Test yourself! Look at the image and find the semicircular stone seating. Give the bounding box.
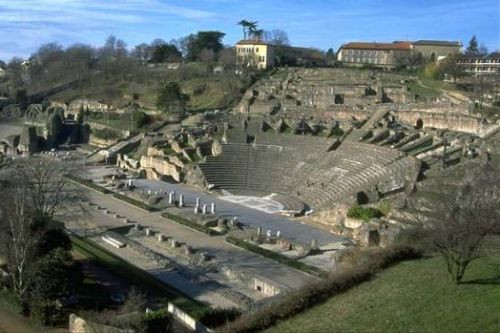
[199,126,417,211]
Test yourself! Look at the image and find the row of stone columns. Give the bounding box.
[193,199,215,215]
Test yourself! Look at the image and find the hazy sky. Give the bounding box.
[0,0,498,60]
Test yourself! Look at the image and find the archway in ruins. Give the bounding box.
[356,191,369,205]
[415,119,424,129]
[368,230,380,246]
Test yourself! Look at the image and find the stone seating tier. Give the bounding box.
[198,131,417,209]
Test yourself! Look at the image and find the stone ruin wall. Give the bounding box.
[396,109,483,134]
[139,154,183,182]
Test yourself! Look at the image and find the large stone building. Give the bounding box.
[337,40,462,67]
[336,42,412,68]
[236,40,276,70]
[236,40,326,69]
[457,52,500,75]
[412,40,462,61]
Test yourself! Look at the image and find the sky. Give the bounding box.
[0,0,498,60]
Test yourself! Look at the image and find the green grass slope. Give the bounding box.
[267,237,500,333]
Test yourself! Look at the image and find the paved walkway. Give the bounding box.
[131,179,344,247]
[80,189,316,289]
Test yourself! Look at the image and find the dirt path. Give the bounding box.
[0,304,35,333]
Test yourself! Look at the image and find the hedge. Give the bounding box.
[161,212,223,236]
[66,175,111,194]
[112,193,157,212]
[222,246,422,333]
[225,236,328,278]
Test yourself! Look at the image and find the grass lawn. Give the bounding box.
[407,81,441,98]
[267,237,500,333]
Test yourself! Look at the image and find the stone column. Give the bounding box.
[257,227,262,236]
[194,206,199,214]
[168,191,174,204]
[195,197,201,208]
[202,204,207,215]
[266,229,272,240]
[179,194,184,207]
[210,202,216,214]
[157,234,164,242]
[145,228,151,237]
[276,230,281,238]
[310,239,318,250]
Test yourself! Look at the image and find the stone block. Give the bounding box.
[184,245,193,255]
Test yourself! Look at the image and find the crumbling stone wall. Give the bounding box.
[140,155,183,182]
[396,108,483,134]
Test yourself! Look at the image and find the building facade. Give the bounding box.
[412,40,462,61]
[457,52,500,75]
[337,42,412,68]
[236,40,275,70]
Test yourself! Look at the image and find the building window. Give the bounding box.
[256,47,259,52]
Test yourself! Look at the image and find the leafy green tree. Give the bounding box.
[157,82,189,113]
[151,43,182,63]
[326,48,335,60]
[186,31,225,61]
[466,35,479,54]
[27,248,72,324]
[238,20,251,39]
[237,20,258,39]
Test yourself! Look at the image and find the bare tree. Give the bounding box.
[1,157,85,222]
[0,188,37,299]
[132,43,152,64]
[264,29,291,47]
[218,47,236,68]
[0,157,86,302]
[413,162,499,284]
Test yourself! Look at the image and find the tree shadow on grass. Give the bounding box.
[462,275,500,285]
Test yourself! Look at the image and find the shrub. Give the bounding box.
[199,308,241,328]
[112,193,156,212]
[161,212,223,236]
[131,110,147,128]
[66,175,111,194]
[226,236,327,278]
[143,308,173,333]
[347,205,383,222]
[331,127,344,137]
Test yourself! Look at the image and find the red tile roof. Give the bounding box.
[236,39,271,46]
[342,42,411,51]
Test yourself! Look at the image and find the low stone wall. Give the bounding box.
[87,122,131,137]
[89,135,119,148]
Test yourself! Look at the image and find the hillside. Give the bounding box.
[0,62,251,114]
